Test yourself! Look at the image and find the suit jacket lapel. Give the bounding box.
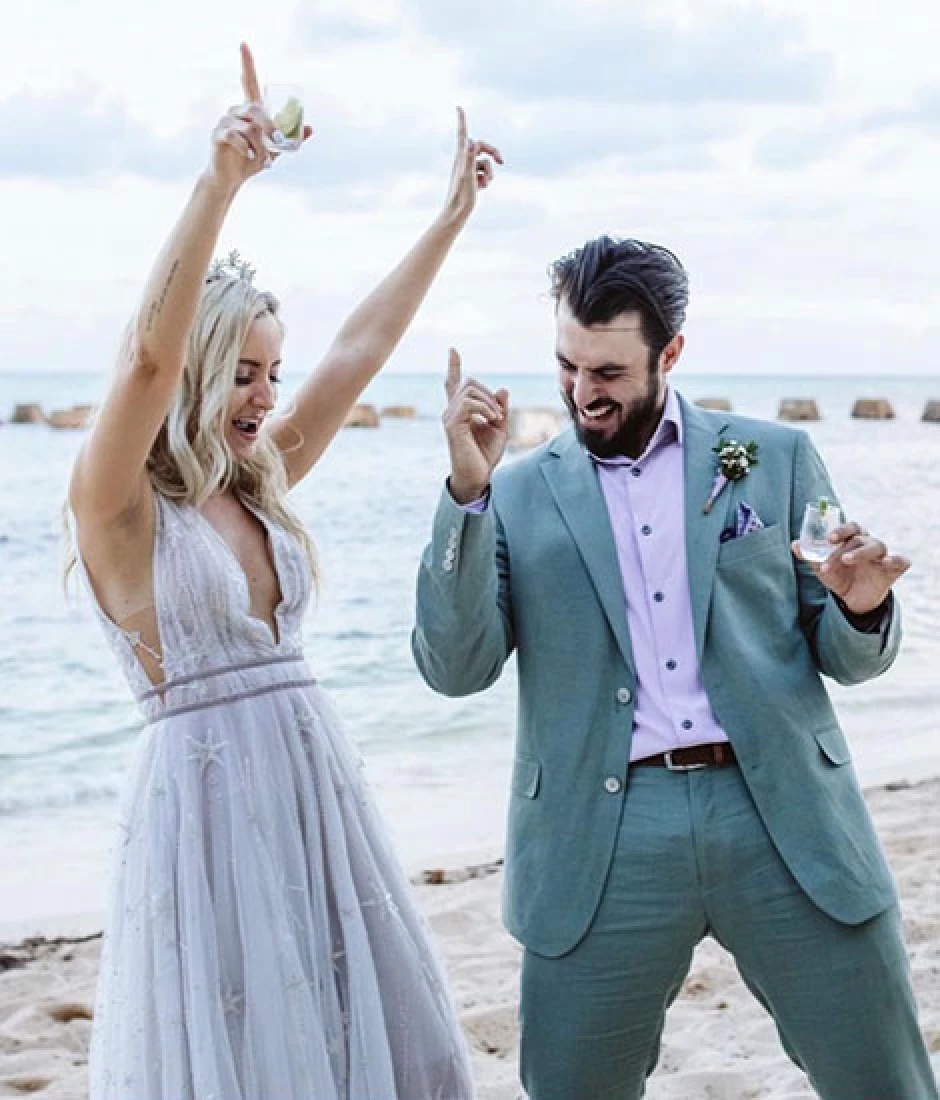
[541,433,637,679]
[681,396,736,658]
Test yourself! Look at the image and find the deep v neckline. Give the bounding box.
[192,499,287,646]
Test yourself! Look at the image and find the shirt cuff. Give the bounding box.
[446,480,490,513]
[834,591,894,635]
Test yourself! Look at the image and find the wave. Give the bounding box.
[0,721,139,762]
[0,776,120,817]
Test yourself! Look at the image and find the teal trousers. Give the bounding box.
[519,764,937,1100]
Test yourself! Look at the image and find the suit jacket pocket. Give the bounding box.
[814,725,852,766]
[512,754,542,799]
[716,523,785,567]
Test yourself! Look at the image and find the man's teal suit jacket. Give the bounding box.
[412,395,900,959]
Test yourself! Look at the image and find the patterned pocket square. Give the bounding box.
[720,501,766,543]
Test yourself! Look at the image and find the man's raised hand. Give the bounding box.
[442,348,509,505]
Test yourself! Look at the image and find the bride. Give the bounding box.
[68,43,500,1099]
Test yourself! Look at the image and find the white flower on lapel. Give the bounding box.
[703,438,759,514]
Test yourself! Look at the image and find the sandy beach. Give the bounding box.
[0,778,937,1099]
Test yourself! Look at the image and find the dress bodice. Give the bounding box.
[81,493,313,723]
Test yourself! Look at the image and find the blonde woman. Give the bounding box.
[69,44,500,1099]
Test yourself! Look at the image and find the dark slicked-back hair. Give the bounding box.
[549,236,689,365]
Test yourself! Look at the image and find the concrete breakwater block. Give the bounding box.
[778,398,821,422]
[509,407,566,449]
[344,403,380,429]
[11,403,45,425]
[694,397,732,412]
[923,400,940,423]
[47,405,95,430]
[851,398,895,420]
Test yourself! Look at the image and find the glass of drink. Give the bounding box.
[263,84,305,153]
[798,497,842,562]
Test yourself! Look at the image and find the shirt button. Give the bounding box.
[653,591,665,603]
[681,719,694,730]
[616,687,632,704]
[604,777,622,794]
[631,467,643,478]
[641,525,652,536]
[666,659,677,671]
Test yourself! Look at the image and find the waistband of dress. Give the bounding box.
[138,653,317,724]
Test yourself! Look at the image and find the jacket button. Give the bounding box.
[604,777,622,794]
[616,687,632,705]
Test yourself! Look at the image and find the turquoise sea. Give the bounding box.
[1,369,939,936]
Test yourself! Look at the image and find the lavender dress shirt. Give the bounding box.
[590,387,730,760]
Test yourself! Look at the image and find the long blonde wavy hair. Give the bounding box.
[65,272,319,587]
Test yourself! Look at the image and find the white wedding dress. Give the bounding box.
[81,493,475,1099]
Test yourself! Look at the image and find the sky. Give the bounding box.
[1,0,939,378]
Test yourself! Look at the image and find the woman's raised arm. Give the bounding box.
[69,44,285,526]
[269,108,502,486]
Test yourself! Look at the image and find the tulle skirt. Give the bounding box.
[88,683,475,1099]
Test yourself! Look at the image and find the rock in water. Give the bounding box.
[47,405,95,430]
[851,398,895,420]
[694,397,733,412]
[778,398,821,422]
[344,404,380,429]
[509,407,566,449]
[11,404,45,425]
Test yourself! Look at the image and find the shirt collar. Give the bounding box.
[589,386,683,468]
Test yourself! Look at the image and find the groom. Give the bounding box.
[412,237,938,1098]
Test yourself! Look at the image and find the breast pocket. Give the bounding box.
[716,523,786,567]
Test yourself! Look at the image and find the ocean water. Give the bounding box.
[1,370,939,934]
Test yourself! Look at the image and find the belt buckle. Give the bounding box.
[663,750,707,772]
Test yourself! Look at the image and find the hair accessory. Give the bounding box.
[207,249,256,284]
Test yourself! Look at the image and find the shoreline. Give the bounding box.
[0,772,936,949]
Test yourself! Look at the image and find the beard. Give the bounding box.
[562,372,665,460]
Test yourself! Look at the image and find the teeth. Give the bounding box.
[583,406,614,420]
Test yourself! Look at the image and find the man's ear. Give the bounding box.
[659,333,685,376]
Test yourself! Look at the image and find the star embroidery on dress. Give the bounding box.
[297,710,316,736]
[186,729,228,774]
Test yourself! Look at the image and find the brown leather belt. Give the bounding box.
[632,743,736,771]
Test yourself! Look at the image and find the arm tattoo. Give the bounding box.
[145,259,181,334]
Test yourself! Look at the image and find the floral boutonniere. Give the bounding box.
[703,438,759,514]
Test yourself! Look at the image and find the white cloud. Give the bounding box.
[398,0,833,106]
[0,0,938,378]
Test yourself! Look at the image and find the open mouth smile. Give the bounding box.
[233,417,262,442]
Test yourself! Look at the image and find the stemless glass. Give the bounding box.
[263,84,305,153]
[798,497,842,562]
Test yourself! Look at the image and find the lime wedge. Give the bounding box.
[273,97,303,140]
